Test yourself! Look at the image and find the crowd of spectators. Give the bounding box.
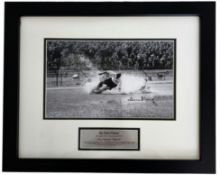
[47,40,174,71]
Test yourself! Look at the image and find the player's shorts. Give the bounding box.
[98,78,117,90]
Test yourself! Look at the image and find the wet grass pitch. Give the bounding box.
[46,82,174,119]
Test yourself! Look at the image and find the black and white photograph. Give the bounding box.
[45,39,175,119]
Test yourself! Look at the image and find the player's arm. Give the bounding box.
[99,71,117,79]
[98,71,108,75]
[98,71,116,76]
[107,70,117,74]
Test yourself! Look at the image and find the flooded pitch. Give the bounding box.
[46,82,174,119]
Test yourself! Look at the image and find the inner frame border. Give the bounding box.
[43,38,176,120]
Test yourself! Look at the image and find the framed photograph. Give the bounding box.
[44,38,176,120]
[3,2,215,173]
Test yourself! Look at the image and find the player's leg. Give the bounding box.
[92,84,109,94]
[91,81,104,93]
[95,84,109,93]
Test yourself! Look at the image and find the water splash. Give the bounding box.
[83,75,100,93]
[83,73,146,94]
[78,56,147,94]
[120,74,145,93]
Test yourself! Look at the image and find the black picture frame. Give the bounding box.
[3,2,215,173]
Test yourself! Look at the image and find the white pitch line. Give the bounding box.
[47,80,173,90]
